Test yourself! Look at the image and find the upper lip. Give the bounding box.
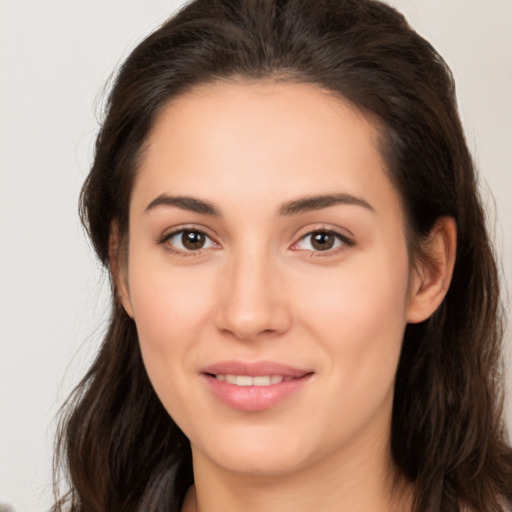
[202,360,313,378]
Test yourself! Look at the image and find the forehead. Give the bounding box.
[146,79,381,161]
[133,79,399,219]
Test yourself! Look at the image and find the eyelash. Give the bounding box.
[158,227,354,258]
[158,226,219,258]
[292,229,354,257]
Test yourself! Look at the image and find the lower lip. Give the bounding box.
[203,374,312,412]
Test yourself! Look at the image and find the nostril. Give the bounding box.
[214,273,293,340]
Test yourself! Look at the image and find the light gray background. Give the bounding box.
[1,1,511,510]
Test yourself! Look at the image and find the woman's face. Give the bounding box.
[120,81,422,476]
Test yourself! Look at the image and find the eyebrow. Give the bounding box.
[279,193,375,215]
[144,192,375,217]
[145,194,220,216]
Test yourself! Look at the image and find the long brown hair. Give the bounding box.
[53,1,512,510]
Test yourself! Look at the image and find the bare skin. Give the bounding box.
[114,80,456,512]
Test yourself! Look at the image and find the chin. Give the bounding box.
[191,423,320,477]
[208,449,308,477]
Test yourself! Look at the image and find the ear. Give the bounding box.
[406,217,457,324]
[109,222,134,318]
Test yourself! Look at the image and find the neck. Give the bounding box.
[183,425,413,512]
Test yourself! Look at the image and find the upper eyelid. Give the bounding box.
[160,224,217,241]
[159,227,220,256]
[157,224,355,249]
[300,228,351,240]
[293,230,352,248]
[156,227,218,254]
[292,224,355,243]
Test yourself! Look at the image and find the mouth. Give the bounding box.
[209,374,296,386]
[201,361,313,412]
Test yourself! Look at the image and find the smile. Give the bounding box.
[201,361,313,412]
[213,374,293,386]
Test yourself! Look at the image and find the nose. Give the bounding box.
[214,249,292,341]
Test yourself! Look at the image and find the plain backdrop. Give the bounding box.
[1,1,511,510]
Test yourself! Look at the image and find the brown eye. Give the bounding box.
[163,229,217,253]
[181,230,206,250]
[311,232,336,251]
[293,229,352,254]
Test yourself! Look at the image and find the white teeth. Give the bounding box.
[236,375,253,386]
[214,374,286,386]
[253,376,271,386]
[225,374,237,384]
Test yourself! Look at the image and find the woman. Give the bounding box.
[53,0,512,510]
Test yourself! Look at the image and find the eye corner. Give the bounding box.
[290,228,355,256]
[158,226,221,257]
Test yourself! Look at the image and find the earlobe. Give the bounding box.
[406,217,457,324]
[109,222,134,319]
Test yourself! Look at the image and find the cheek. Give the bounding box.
[125,248,218,407]
[127,250,212,342]
[126,255,218,427]
[299,247,409,318]
[292,244,411,381]
[288,248,411,446]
